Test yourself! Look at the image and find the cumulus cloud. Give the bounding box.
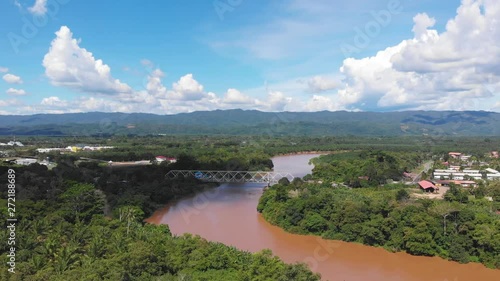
[27,25,295,114]
[145,69,168,98]
[6,88,27,96]
[41,96,68,107]
[37,96,136,113]
[266,91,292,111]
[168,74,205,100]
[335,0,500,111]
[43,26,132,95]
[223,88,255,104]
[288,94,344,112]
[0,67,8,73]
[28,0,47,15]
[3,73,23,84]
[307,76,338,93]
[412,13,437,39]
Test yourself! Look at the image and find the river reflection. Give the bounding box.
[147,154,500,281]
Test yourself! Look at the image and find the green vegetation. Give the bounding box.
[6,134,500,162]
[2,134,500,279]
[0,197,318,280]
[0,146,319,280]
[310,150,424,187]
[258,179,500,269]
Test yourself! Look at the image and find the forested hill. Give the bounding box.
[1,110,500,136]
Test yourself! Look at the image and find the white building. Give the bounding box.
[487,174,500,180]
[460,155,472,161]
[37,148,65,153]
[435,169,457,173]
[433,170,482,180]
[7,141,24,147]
[15,158,37,165]
[485,168,499,174]
[463,170,480,174]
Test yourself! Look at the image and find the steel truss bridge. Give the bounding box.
[166,170,295,184]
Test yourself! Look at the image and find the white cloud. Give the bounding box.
[6,88,27,96]
[0,67,8,73]
[244,90,291,112]
[43,26,132,95]
[223,88,255,104]
[335,0,500,111]
[40,27,238,114]
[307,76,338,93]
[168,74,205,100]
[2,73,23,84]
[41,96,68,107]
[412,13,437,39]
[285,94,343,112]
[0,99,22,107]
[77,97,135,112]
[145,69,168,98]
[28,0,47,15]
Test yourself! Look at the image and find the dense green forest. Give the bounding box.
[258,179,500,269]
[0,151,319,280]
[0,197,318,280]
[2,135,500,279]
[309,151,425,187]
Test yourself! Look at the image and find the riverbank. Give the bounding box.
[258,180,500,272]
[146,153,500,280]
[272,150,356,157]
[273,151,333,156]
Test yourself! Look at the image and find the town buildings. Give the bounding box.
[155,156,177,164]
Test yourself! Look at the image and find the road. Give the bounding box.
[412,160,433,183]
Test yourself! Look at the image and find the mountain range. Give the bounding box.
[0,110,499,136]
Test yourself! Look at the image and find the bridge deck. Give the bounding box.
[166,170,295,183]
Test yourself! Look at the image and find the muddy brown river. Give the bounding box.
[147,154,500,281]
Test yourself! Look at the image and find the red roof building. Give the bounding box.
[418,180,438,192]
[155,156,177,163]
[436,180,477,188]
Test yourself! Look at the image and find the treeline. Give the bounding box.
[2,147,274,219]
[0,192,319,280]
[0,161,320,280]
[14,135,500,161]
[310,150,424,187]
[258,180,500,269]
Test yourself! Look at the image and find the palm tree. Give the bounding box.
[54,243,79,274]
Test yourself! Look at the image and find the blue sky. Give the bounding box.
[0,0,499,114]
